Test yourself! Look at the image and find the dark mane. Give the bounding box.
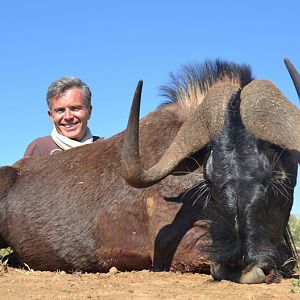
[159,59,253,107]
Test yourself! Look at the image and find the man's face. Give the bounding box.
[48,88,92,140]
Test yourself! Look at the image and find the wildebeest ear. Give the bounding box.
[171,148,208,176]
[240,79,300,162]
[157,148,209,199]
[159,170,204,200]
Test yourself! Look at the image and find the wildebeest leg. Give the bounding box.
[0,166,19,249]
[148,193,210,273]
[0,166,21,267]
[152,223,185,271]
[147,194,189,271]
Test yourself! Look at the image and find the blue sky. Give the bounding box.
[1,0,300,214]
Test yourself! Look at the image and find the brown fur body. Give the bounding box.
[0,105,211,272]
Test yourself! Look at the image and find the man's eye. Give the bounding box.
[70,106,83,111]
[54,109,65,114]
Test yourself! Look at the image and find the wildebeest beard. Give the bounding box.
[201,93,298,280]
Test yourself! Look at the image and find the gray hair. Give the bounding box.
[46,76,92,109]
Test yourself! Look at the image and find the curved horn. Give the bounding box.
[122,80,240,188]
[284,58,300,100]
[240,79,300,156]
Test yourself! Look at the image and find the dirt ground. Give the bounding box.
[1,265,300,300]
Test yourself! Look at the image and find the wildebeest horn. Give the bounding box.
[122,80,241,188]
[284,58,300,100]
[240,79,300,158]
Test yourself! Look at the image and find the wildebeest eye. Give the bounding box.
[269,144,283,154]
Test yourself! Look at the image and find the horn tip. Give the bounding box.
[284,57,291,66]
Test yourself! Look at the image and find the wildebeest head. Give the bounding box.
[122,59,300,283]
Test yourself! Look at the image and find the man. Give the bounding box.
[24,76,101,157]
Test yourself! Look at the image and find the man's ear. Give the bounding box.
[88,105,92,120]
[48,110,53,121]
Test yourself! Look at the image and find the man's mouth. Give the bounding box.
[62,122,79,129]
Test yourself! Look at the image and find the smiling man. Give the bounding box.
[24,77,102,157]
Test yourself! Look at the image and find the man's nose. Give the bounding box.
[63,108,73,119]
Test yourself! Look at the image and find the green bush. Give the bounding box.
[0,247,13,259]
[289,214,300,249]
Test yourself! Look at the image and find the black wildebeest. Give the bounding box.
[0,59,299,284]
